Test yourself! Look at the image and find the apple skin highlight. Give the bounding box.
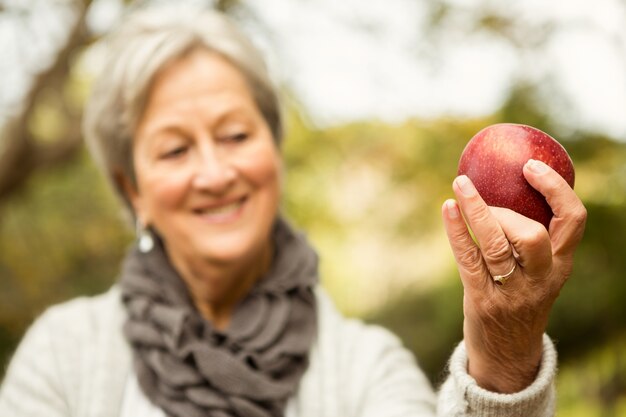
[457,123,575,230]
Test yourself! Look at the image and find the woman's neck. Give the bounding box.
[164,243,273,330]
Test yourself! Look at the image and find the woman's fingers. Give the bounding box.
[441,199,489,292]
[522,159,587,259]
[489,206,552,278]
[452,176,517,281]
[444,165,582,291]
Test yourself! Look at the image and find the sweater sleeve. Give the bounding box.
[0,309,70,417]
[437,334,557,417]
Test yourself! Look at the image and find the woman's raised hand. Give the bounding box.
[442,158,587,393]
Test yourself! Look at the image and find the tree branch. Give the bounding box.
[0,1,89,202]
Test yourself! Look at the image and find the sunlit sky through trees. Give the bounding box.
[1,0,626,139]
[251,0,626,137]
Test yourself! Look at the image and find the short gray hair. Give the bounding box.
[83,4,282,217]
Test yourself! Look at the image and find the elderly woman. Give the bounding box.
[0,5,586,417]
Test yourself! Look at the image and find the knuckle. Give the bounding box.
[450,224,471,243]
[482,236,511,265]
[456,246,483,272]
[571,206,588,228]
[468,202,491,225]
[520,224,549,248]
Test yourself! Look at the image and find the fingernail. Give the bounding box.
[455,175,477,197]
[527,159,549,174]
[446,199,459,219]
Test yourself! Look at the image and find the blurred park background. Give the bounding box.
[1,0,626,415]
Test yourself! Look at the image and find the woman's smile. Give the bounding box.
[191,195,248,223]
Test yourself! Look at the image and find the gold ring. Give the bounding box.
[492,264,516,285]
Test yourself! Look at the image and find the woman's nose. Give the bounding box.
[191,146,237,193]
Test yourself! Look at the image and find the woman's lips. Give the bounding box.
[193,197,247,223]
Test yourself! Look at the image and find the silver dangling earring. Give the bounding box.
[136,220,154,253]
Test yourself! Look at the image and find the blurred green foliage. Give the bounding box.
[1,86,626,416]
[0,152,133,365]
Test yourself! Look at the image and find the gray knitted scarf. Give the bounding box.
[120,217,318,417]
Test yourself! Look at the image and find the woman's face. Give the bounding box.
[129,49,281,269]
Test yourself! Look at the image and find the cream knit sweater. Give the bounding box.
[0,286,556,417]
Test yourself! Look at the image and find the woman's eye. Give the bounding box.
[161,146,188,159]
[223,132,249,143]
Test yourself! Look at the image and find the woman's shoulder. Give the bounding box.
[16,285,131,387]
[47,285,124,316]
[0,286,131,416]
[37,285,125,336]
[18,285,129,372]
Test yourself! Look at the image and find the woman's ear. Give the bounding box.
[115,171,147,224]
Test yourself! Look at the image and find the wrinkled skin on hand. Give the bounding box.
[442,159,587,393]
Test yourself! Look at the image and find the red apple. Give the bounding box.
[457,123,575,230]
